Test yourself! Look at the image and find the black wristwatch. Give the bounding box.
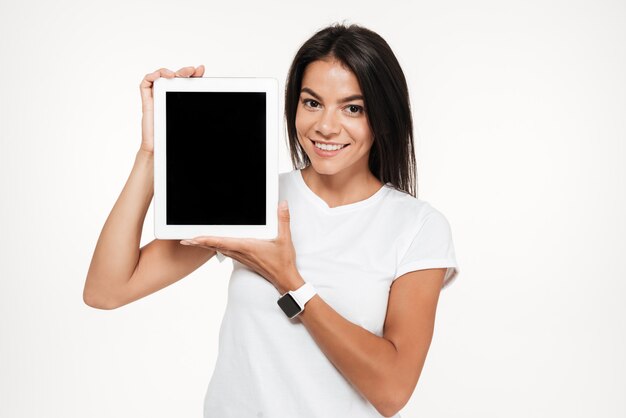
[277,282,317,319]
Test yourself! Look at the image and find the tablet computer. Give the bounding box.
[153,77,279,240]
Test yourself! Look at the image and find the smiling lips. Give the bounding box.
[315,142,347,150]
[310,138,350,157]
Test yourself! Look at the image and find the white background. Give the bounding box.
[1,0,625,417]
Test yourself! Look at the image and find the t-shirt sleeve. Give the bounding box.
[394,209,459,289]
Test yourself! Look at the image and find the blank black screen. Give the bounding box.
[166,91,266,225]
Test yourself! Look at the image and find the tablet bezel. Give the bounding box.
[153,77,279,240]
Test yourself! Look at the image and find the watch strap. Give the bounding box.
[291,282,317,309]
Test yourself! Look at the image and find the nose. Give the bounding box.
[315,108,341,137]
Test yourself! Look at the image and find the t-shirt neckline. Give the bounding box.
[293,169,391,214]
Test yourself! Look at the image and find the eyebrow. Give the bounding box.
[300,87,364,104]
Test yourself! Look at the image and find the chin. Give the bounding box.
[311,166,338,176]
[307,160,345,176]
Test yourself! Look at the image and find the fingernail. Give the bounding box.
[279,200,288,209]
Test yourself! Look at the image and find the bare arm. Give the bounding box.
[82,149,216,309]
[284,268,446,417]
[83,65,211,310]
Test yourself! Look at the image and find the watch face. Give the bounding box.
[277,293,301,318]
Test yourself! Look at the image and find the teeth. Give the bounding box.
[314,141,346,151]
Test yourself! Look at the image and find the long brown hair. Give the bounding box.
[285,23,417,197]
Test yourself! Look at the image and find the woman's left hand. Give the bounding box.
[180,200,300,293]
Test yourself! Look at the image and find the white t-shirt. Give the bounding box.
[203,169,459,418]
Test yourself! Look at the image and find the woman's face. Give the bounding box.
[295,58,374,177]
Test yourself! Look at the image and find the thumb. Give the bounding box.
[277,200,291,240]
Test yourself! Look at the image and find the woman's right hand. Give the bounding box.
[139,65,205,154]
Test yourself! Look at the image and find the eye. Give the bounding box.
[345,104,364,115]
[302,98,321,109]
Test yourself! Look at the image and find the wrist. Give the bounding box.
[277,271,306,295]
[277,280,317,319]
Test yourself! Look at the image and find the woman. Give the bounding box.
[84,23,459,418]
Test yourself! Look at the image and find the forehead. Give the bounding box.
[301,59,363,97]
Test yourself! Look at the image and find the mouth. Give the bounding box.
[309,138,350,157]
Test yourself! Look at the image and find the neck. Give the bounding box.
[301,165,383,209]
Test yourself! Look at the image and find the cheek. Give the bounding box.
[345,119,374,147]
[295,113,304,137]
[295,108,312,134]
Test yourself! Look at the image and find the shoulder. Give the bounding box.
[381,186,448,229]
[278,169,300,193]
[279,169,298,184]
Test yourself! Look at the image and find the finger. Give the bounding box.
[219,248,247,260]
[277,200,292,241]
[191,236,249,252]
[202,246,249,264]
[175,66,196,77]
[140,68,175,106]
[191,64,205,77]
[140,68,175,87]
